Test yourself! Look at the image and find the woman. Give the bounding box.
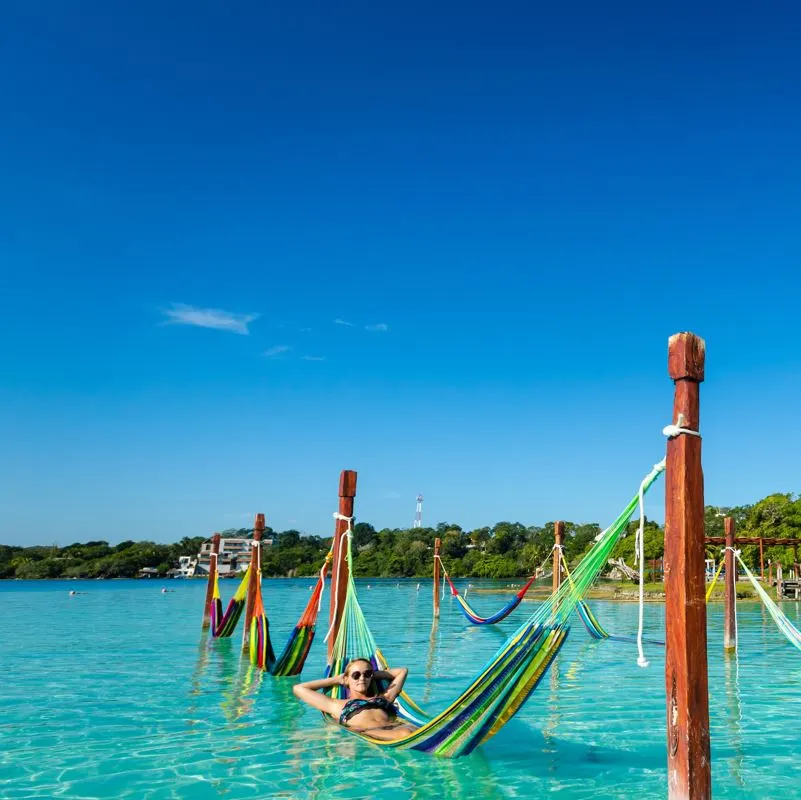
[292,658,416,741]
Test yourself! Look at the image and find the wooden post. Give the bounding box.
[777,563,784,600]
[553,521,565,593]
[241,513,264,651]
[759,538,764,580]
[201,533,221,629]
[433,537,441,619]
[664,332,711,800]
[328,470,357,660]
[724,517,736,651]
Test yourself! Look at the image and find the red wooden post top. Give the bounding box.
[339,470,357,499]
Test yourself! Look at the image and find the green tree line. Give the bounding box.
[2,493,800,580]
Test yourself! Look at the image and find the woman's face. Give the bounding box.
[346,661,374,693]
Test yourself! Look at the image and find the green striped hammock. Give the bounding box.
[322,461,665,756]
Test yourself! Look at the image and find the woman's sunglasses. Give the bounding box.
[349,669,373,681]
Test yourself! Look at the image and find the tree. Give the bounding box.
[352,522,376,549]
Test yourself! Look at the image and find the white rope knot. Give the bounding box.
[662,413,701,440]
[333,512,353,524]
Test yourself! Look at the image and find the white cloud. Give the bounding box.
[301,355,326,361]
[263,345,292,358]
[365,323,389,332]
[162,303,258,335]
[334,318,354,327]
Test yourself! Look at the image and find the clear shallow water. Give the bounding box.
[1,579,799,799]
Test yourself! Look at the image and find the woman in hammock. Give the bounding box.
[292,658,416,741]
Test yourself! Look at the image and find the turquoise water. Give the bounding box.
[1,578,799,799]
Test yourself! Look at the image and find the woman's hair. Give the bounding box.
[344,657,373,675]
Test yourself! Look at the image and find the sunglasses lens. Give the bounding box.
[350,670,373,680]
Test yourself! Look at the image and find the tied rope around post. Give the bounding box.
[634,458,667,668]
[323,513,353,644]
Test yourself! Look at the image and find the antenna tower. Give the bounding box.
[413,494,424,528]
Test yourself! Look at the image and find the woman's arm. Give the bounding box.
[292,675,343,716]
[374,667,408,703]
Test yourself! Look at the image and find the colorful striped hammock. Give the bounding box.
[439,567,537,625]
[321,461,665,757]
[249,552,332,676]
[210,565,251,638]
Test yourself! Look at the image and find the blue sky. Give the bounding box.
[2,1,800,546]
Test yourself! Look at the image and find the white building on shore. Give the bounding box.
[194,536,273,577]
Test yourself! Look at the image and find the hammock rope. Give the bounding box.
[321,460,666,756]
[705,557,726,602]
[210,562,252,638]
[249,541,333,676]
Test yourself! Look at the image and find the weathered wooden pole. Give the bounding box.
[201,533,221,629]
[723,517,737,651]
[553,521,565,593]
[664,332,711,800]
[777,563,784,600]
[328,470,357,660]
[242,513,264,651]
[433,537,441,619]
[759,538,764,580]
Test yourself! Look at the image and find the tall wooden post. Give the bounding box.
[433,538,441,619]
[242,513,264,651]
[553,521,565,593]
[724,517,736,651]
[759,538,764,580]
[777,563,784,600]
[328,470,357,660]
[201,533,221,629]
[664,332,711,800]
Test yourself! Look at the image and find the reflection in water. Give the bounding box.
[563,640,595,688]
[220,663,264,724]
[186,633,212,729]
[424,619,439,704]
[724,651,746,788]
[543,656,561,756]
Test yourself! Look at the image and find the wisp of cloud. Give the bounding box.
[162,303,258,335]
[264,345,292,358]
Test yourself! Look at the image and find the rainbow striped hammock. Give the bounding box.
[249,553,333,676]
[321,461,665,757]
[210,566,252,638]
[439,565,537,625]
